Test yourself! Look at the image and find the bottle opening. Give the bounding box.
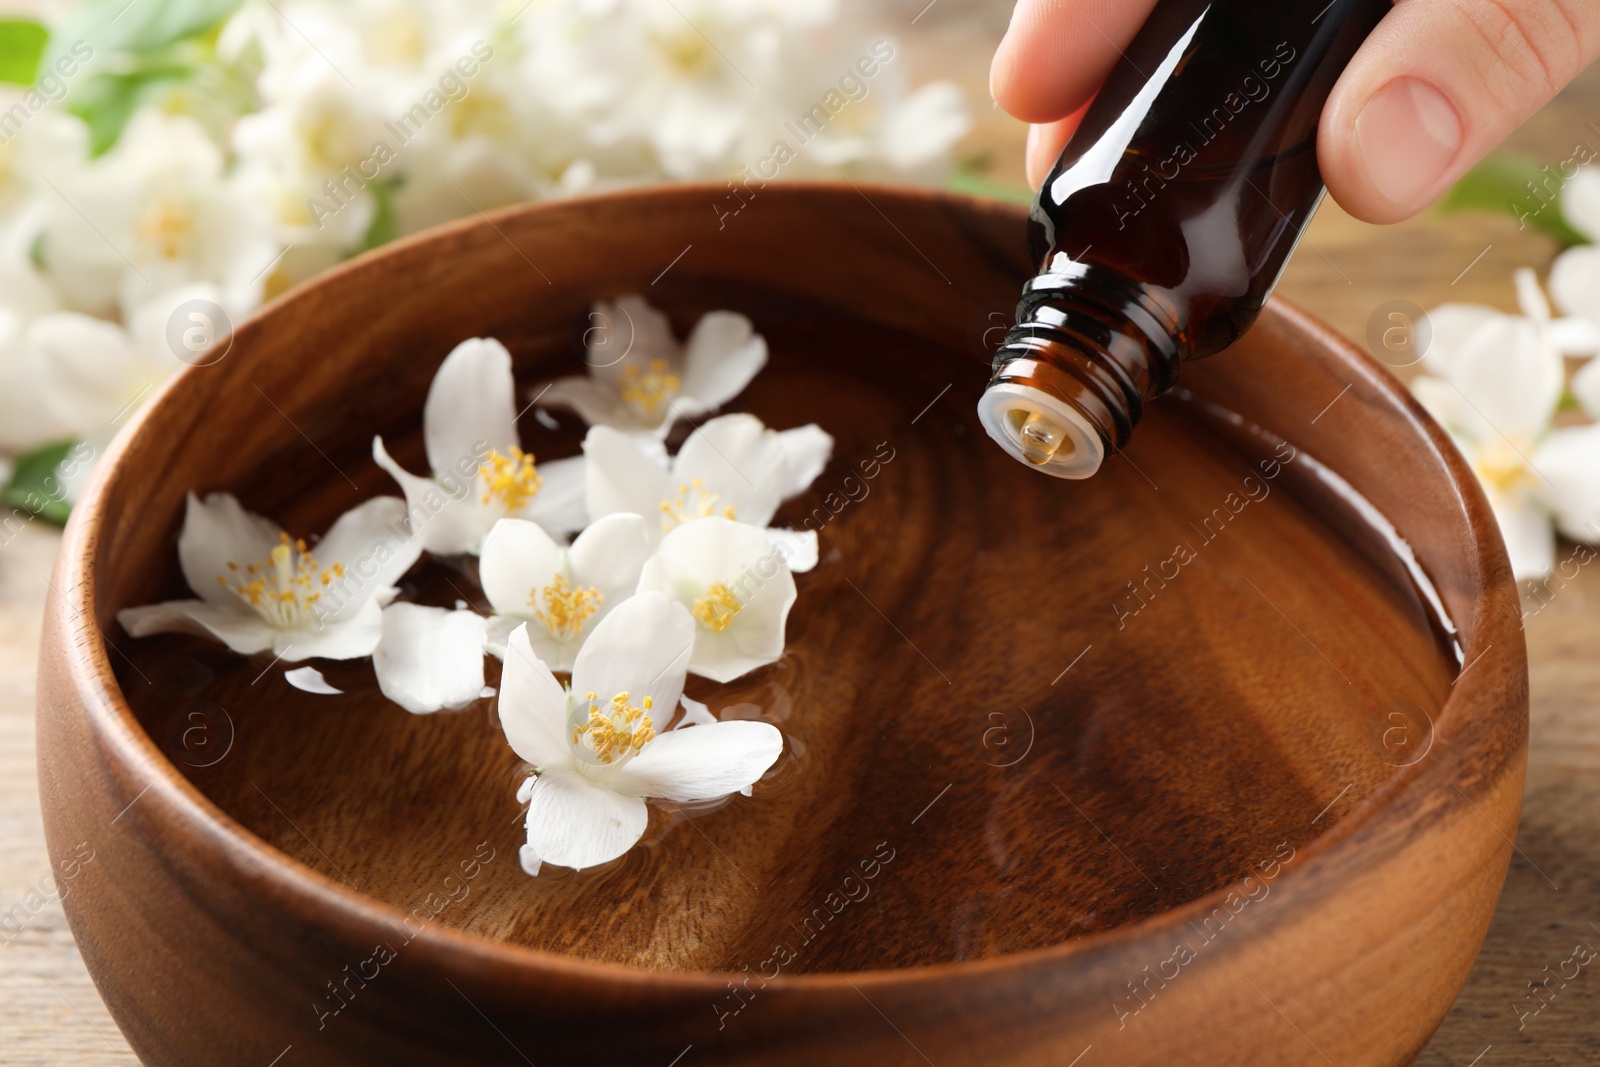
[977,383,1104,480]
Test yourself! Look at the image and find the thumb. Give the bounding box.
[1320,0,1600,224]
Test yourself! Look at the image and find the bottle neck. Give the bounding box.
[988,263,1181,452]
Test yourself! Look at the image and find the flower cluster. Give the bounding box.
[1409,173,1600,580]
[0,0,966,492]
[118,297,827,873]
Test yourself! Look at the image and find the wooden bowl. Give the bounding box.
[37,184,1526,1067]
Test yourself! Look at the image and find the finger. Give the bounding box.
[1025,107,1091,188]
[991,0,1161,125]
[1320,0,1600,224]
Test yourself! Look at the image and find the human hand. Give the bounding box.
[991,0,1600,223]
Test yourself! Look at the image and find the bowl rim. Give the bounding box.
[52,180,1521,995]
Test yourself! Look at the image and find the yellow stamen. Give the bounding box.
[136,196,193,261]
[1472,444,1536,497]
[658,477,736,532]
[479,446,543,511]
[692,582,742,632]
[571,691,656,764]
[619,358,681,421]
[532,575,603,641]
[647,29,711,75]
[217,530,343,628]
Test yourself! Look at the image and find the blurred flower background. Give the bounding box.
[0,0,970,517]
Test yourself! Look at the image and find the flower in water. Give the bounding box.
[1413,270,1600,579]
[373,337,587,555]
[583,412,830,570]
[372,602,490,715]
[538,295,767,437]
[637,517,797,683]
[478,514,654,671]
[117,492,422,659]
[500,593,782,873]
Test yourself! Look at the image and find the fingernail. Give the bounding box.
[1355,78,1463,209]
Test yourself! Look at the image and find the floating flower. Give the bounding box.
[372,602,490,714]
[637,516,797,682]
[500,592,782,873]
[374,336,586,555]
[1413,271,1600,579]
[478,514,653,670]
[538,295,767,437]
[117,492,423,659]
[583,412,829,570]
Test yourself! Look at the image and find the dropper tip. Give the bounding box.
[978,383,1105,480]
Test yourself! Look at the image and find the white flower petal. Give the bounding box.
[1419,304,1500,378]
[1515,268,1552,325]
[1489,494,1555,581]
[479,518,565,617]
[1549,245,1600,328]
[278,598,386,661]
[766,528,819,573]
[1534,423,1600,543]
[1465,320,1563,442]
[674,694,717,730]
[584,425,672,528]
[1572,356,1600,422]
[26,311,160,436]
[424,337,519,477]
[285,666,342,695]
[672,414,786,528]
[567,513,654,600]
[521,453,588,536]
[313,496,424,620]
[518,845,542,878]
[606,719,782,803]
[117,599,276,655]
[1547,317,1600,357]
[678,310,767,411]
[522,768,649,871]
[570,592,692,718]
[1419,315,1562,445]
[590,295,679,391]
[775,424,833,500]
[637,517,796,683]
[372,436,484,556]
[483,614,521,660]
[499,623,576,770]
[176,492,285,608]
[373,603,488,715]
[1561,168,1600,245]
[539,374,632,429]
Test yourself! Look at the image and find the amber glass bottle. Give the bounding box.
[980,0,1390,478]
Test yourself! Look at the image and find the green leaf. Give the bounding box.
[1,440,77,526]
[946,170,1035,206]
[1438,153,1588,246]
[0,18,48,85]
[358,178,401,253]
[45,0,243,70]
[68,67,190,156]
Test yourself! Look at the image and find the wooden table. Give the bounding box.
[4,2,1600,1062]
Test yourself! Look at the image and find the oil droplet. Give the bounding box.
[1011,410,1070,466]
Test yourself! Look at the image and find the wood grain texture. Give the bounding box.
[29,182,1524,1067]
